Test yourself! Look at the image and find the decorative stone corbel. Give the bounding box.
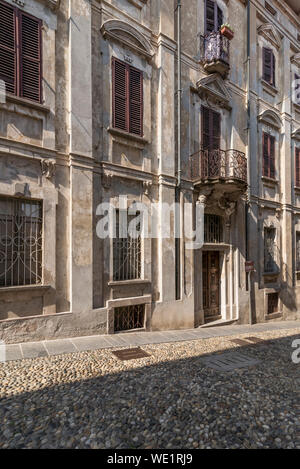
[218,197,237,217]
[41,159,56,180]
[102,172,113,190]
[143,180,152,198]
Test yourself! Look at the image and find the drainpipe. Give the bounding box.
[246,0,253,325]
[175,0,182,300]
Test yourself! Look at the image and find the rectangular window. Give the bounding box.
[267,292,279,315]
[113,209,141,281]
[296,232,300,272]
[0,1,42,102]
[205,0,223,34]
[264,227,277,273]
[112,57,143,137]
[0,197,43,287]
[263,47,275,86]
[204,214,223,243]
[114,304,145,332]
[263,132,275,179]
[295,148,300,188]
[202,106,221,150]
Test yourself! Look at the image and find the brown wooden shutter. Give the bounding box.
[263,133,269,177]
[0,1,16,95]
[202,107,211,150]
[205,0,215,33]
[296,148,300,188]
[202,107,220,150]
[112,58,127,132]
[212,110,220,149]
[19,11,42,102]
[269,135,275,179]
[129,67,143,136]
[263,47,272,83]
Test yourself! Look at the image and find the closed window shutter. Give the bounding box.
[269,135,275,179]
[205,0,215,33]
[19,12,42,102]
[202,107,220,150]
[129,67,143,136]
[296,148,300,187]
[212,110,220,149]
[202,107,211,150]
[0,2,16,95]
[263,133,269,177]
[263,47,275,86]
[113,58,127,132]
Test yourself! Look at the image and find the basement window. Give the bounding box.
[267,292,279,315]
[114,304,145,332]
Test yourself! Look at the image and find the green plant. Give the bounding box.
[220,23,234,33]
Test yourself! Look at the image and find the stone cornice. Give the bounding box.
[257,23,282,49]
[35,0,60,11]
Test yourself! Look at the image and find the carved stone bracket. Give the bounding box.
[218,197,237,217]
[102,172,113,190]
[143,180,152,199]
[41,159,56,180]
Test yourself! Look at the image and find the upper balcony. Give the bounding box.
[190,147,247,195]
[200,32,230,78]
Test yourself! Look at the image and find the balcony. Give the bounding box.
[190,147,247,194]
[200,32,230,77]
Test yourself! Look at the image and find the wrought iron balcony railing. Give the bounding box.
[190,147,247,183]
[200,32,230,73]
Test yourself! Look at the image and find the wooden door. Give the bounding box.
[202,251,220,321]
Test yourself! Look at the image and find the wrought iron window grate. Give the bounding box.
[0,197,43,287]
[204,214,223,244]
[114,304,145,332]
[113,210,141,281]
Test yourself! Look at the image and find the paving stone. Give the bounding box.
[70,336,114,352]
[21,342,48,359]
[44,339,77,356]
[3,344,22,362]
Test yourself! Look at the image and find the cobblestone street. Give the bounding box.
[0,328,299,449]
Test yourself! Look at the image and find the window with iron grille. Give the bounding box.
[204,214,223,243]
[262,47,275,86]
[114,304,145,332]
[296,232,300,272]
[264,227,277,273]
[267,292,278,315]
[0,1,42,103]
[113,209,141,281]
[0,197,43,287]
[295,148,300,188]
[112,57,143,137]
[263,133,275,179]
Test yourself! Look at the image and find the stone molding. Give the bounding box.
[257,23,281,49]
[101,19,154,60]
[196,74,232,110]
[128,0,147,9]
[292,128,300,140]
[291,53,300,68]
[258,109,282,129]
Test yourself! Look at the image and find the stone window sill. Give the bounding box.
[107,127,149,146]
[1,93,50,114]
[262,176,278,185]
[0,285,50,294]
[261,79,278,96]
[108,280,151,287]
[265,312,282,320]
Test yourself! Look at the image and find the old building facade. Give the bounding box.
[0,0,299,343]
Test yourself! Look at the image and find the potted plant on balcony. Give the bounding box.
[220,23,234,40]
